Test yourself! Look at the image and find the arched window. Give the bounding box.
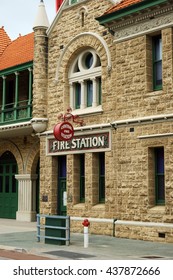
[68,48,102,113]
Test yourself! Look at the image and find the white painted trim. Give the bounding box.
[138,133,173,139]
[71,216,114,223]
[41,122,111,136]
[111,113,173,127]
[71,217,173,229]
[115,220,173,229]
[40,113,173,137]
[0,121,31,131]
[15,174,38,180]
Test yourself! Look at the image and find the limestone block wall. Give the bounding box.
[116,28,173,120]
[37,1,173,241]
[47,0,116,129]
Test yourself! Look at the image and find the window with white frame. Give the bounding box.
[68,0,81,5]
[68,48,102,112]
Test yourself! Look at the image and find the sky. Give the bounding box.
[0,0,56,40]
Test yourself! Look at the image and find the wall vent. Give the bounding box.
[158,232,165,238]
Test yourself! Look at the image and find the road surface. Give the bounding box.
[0,249,54,260]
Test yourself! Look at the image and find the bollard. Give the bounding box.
[82,219,90,248]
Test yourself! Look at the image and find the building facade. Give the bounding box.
[32,0,173,242]
[0,27,41,221]
[1,0,173,243]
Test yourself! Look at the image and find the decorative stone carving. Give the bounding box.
[110,6,173,42]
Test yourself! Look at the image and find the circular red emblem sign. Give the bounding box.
[53,121,74,141]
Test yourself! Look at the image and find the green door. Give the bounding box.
[0,152,18,219]
[58,179,67,216]
[58,156,67,216]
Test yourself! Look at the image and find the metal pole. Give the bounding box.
[37,214,40,242]
[66,216,70,246]
[84,226,89,248]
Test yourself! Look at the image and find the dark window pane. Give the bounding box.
[99,176,105,201]
[5,177,9,193]
[99,153,105,202]
[153,35,162,90]
[85,53,93,69]
[0,166,3,173]
[80,154,85,202]
[12,175,16,193]
[155,38,162,60]
[155,147,165,204]
[12,164,17,173]
[99,153,105,176]
[0,176,3,192]
[98,77,102,105]
[58,156,66,178]
[156,148,164,173]
[87,80,93,107]
[155,61,162,86]
[6,165,10,173]
[157,175,165,201]
[80,154,85,176]
[75,83,81,109]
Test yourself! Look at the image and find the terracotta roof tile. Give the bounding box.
[0,32,34,72]
[0,27,11,56]
[104,0,143,15]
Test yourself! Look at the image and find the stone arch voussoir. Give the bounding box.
[24,140,40,174]
[56,32,112,82]
[0,140,24,173]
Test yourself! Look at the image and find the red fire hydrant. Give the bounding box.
[82,219,90,248]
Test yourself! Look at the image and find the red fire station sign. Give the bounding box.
[53,121,74,141]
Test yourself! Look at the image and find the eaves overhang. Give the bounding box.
[96,0,169,25]
[0,61,33,76]
[0,121,33,138]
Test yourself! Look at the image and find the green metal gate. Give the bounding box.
[0,152,18,219]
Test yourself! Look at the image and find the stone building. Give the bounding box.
[0,26,42,221]
[32,0,173,242]
[1,0,173,243]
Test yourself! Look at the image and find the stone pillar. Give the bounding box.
[15,174,38,222]
[32,0,49,119]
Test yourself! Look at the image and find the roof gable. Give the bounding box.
[47,0,115,37]
[0,27,11,56]
[0,33,34,72]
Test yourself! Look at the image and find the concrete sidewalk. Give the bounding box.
[0,219,173,260]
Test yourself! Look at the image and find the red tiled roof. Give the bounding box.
[0,32,34,72]
[103,0,143,15]
[0,27,11,56]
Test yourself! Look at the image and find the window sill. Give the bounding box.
[72,105,103,117]
[145,89,163,97]
[148,205,165,214]
[73,203,85,209]
[91,204,105,210]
